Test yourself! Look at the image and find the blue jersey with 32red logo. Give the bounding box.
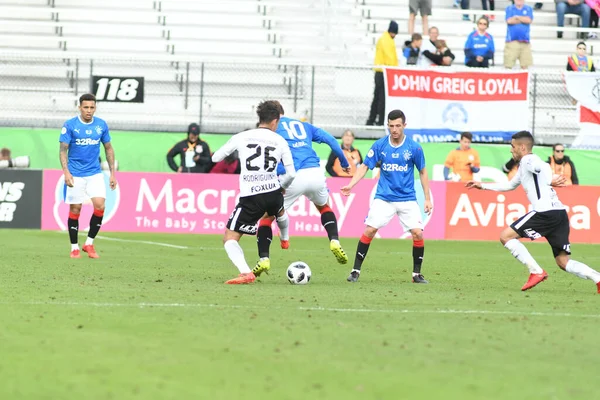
[59,116,111,177]
[363,135,425,202]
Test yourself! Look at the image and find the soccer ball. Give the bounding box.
[286,261,312,285]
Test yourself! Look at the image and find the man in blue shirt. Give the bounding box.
[341,109,433,283]
[253,107,352,277]
[504,0,534,69]
[59,93,117,259]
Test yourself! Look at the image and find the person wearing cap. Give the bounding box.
[166,122,212,173]
[366,20,399,126]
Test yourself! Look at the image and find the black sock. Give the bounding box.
[67,216,79,245]
[413,245,424,274]
[257,226,272,259]
[353,238,371,271]
[321,211,339,241]
[88,212,104,239]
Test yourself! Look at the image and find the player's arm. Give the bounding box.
[212,136,236,163]
[279,143,296,190]
[419,167,433,214]
[166,145,180,172]
[103,141,118,190]
[59,125,74,187]
[313,127,350,169]
[469,151,481,173]
[443,151,454,180]
[341,164,369,196]
[468,174,521,191]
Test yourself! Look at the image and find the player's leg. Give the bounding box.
[81,173,107,259]
[308,172,348,264]
[68,203,82,258]
[254,214,275,277]
[252,190,285,278]
[398,201,428,283]
[64,176,86,258]
[547,215,600,293]
[223,229,255,284]
[277,171,306,248]
[347,199,394,282]
[223,199,260,284]
[503,211,548,291]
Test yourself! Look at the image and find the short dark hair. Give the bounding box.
[387,109,406,123]
[79,93,96,105]
[577,41,586,48]
[553,143,565,151]
[256,100,282,124]
[411,33,423,42]
[460,132,473,141]
[512,130,534,149]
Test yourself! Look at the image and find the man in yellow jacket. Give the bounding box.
[366,20,399,126]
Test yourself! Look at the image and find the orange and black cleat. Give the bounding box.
[225,272,256,285]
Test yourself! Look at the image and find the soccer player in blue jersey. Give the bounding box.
[59,93,117,259]
[341,109,433,283]
[253,107,352,277]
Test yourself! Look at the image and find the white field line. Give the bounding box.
[3,301,600,319]
[55,231,188,249]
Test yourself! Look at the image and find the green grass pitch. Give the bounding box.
[1,229,599,400]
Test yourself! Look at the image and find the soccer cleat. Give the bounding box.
[596,281,600,294]
[252,258,270,277]
[330,240,348,264]
[70,249,81,259]
[225,272,256,284]
[280,239,290,250]
[347,270,360,282]
[412,274,429,284]
[82,244,99,259]
[521,270,548,291]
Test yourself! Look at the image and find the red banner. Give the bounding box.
[385,68,529,101]
[445,183,600,243]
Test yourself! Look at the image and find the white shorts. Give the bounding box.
[64,173,106,204]
[365,198,423,232]
[281,167,329,210]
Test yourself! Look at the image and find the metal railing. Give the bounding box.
[0,53,587,144]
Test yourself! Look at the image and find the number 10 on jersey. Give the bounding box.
[92,76,145,103]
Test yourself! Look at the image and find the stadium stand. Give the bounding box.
[0,0,596,141]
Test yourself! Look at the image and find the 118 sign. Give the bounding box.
[92,76,145,103]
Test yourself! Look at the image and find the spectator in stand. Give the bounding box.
[421,26,455,66]
[409,0,431,35]
[403,33,423,65]
[503,157,519,180]
[166,123,212,173]
[210,150,241,174]
[444,132,481,182]
[366,20,399,126]
[556,0,591,39]
[456,0,471,21]
[504,0,534,69]
[587,0,600,31]
[465,17,495,67]
[567,42,595,71]
[326,129,363,177]
[547,144,579,185]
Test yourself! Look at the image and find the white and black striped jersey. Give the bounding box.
[482,154,565,212]
[212,128,296,197]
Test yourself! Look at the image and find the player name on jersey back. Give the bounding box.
[227,129,292,197]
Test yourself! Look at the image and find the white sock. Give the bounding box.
[565,259,600,284]
[71,243,79,251]
[85,237,94,246]
[277,212,290,241]
[504,239,544,274]
[224,240,251,274]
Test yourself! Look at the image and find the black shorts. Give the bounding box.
[226,189,284,235]
[510,209,571,257]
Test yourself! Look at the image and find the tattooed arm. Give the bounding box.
[60,142,74,187]
[103,141,118,190]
